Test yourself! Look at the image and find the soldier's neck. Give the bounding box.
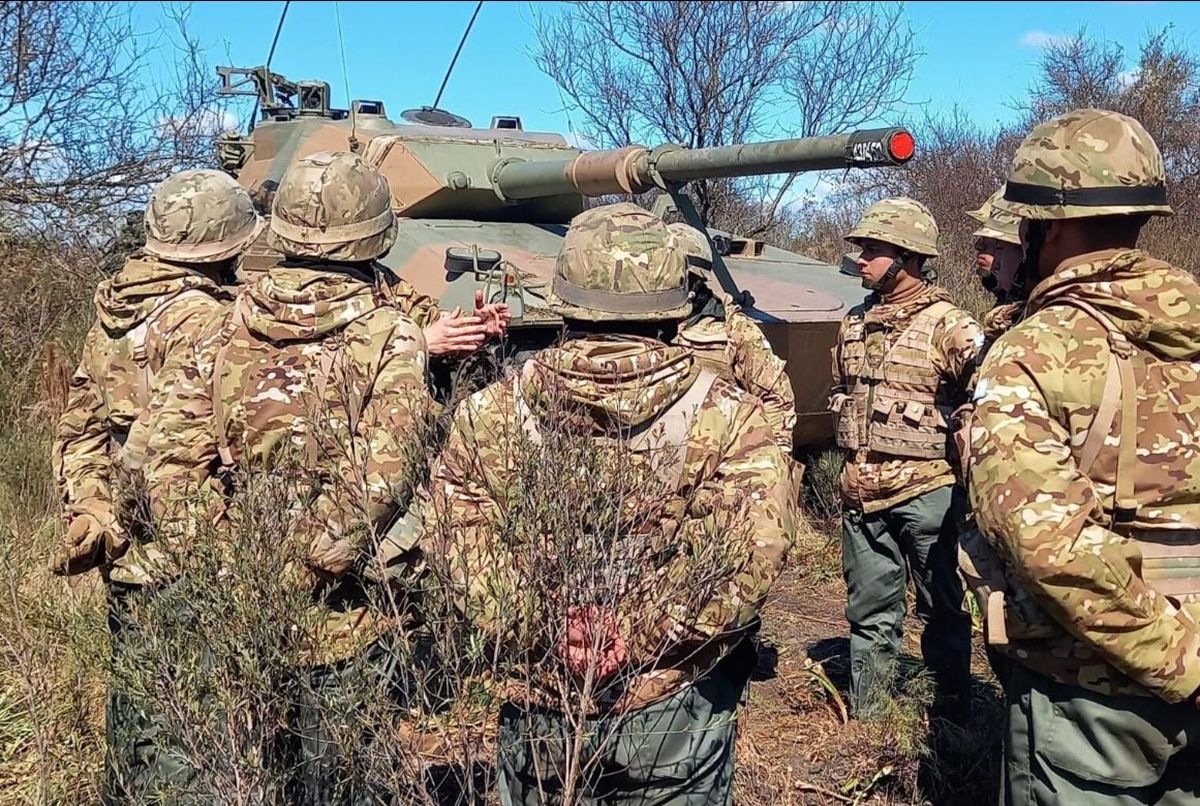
[160,257,233,286]
[195,264,226,285]
[881,273,925,305]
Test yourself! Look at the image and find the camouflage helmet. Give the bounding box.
[143,169,263,264]
[549,202,690,322]
[666,222,714,275]
[968,185,1021,245]
[844,196,939,258]
[267,151,398,261]
[1002,108,1173,220]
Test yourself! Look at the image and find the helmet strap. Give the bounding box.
[863,251,912,292]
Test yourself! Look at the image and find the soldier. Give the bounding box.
[142,151,434,803]
[829,197,982,721]
[238,177,508,358]
[953,187,1028,686]
[965,109,1200,804]
[669,221,798,455]
[50,168,262,801]
[428,202,798,804]
[967,185,1026,350]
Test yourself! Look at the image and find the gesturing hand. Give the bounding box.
[423,307,491,357]
[474,289,511,338]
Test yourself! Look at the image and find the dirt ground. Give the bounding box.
[733,542,1006,806]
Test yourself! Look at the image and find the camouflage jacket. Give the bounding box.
[52,255,231,574]
[675,289,797,453]
[141,263,432,662]
[951,300,1025,484]
[966,249,1200,703]
[428,335,797,713]
[381,267,443,327]
[831,283,982,512]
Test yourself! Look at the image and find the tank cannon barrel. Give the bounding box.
[491,127,915,202]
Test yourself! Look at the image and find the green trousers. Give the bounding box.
[285,637,411,806]
[496,637,757,805]
[103,580,200,805]
[104,580,423,805]
[1002,664,1200,806]
[841,485,972,718]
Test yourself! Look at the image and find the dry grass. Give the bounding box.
[732,537,1005,806]
[0,237,109,805]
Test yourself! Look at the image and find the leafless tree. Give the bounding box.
[794,24,1200,315]
[0,1,229,240]
[531,0,919,237]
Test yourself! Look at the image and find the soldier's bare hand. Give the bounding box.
[559,605,628,681]
[423,307,490,356]
[49,514,107,576]
[474,290,510,337]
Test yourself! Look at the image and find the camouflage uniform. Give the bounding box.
[830,197,981,718]
[953,187,1028,685]
[964,109,1200,804]
[384,271,443,327]
[429,203,798,805]
[669,222,798,454]
[50,169,262,803]
[143,152,433,804]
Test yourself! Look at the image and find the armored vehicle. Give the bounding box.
[214,66,913,451]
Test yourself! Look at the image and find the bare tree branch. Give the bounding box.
[0,1,228,241]
[530,0,919,240]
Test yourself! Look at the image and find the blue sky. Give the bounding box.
[135,1,1199,137]
[132,1,1199,202]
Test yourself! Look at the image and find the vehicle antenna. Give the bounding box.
[333,0,357,150]
[432,1,484,110]
[247,0,292,134]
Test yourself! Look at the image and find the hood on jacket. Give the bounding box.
[95,255,225,334]
[522,335,699,433]
[1030,248,1200,361]
[243,265,381,342]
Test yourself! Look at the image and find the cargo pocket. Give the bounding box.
[833,394,860,450]
[1031,677,1188,788]
[902,400,926,426]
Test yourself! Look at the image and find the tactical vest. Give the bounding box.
[833,299,955,460]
